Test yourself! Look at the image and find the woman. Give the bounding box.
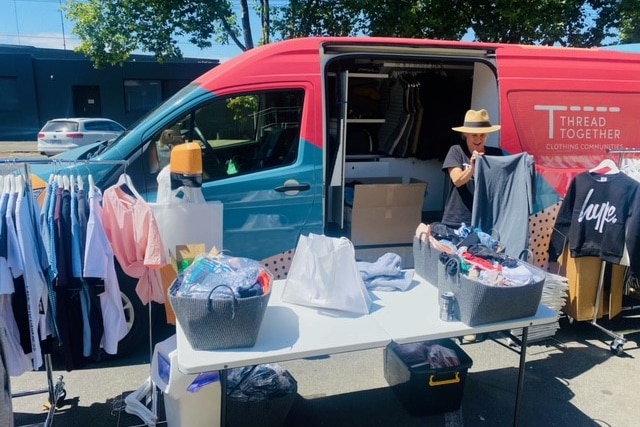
[441,109,502,228]
[441,109,501,344]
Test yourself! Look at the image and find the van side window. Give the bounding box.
[154,90,303,181]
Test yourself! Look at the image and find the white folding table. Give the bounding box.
[174,273,557,427]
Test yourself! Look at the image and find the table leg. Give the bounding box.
[220,368,227,427]
[513,326,529,427]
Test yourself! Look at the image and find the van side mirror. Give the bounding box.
[170,142,203,188]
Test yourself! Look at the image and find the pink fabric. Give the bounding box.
[101,186,167,304]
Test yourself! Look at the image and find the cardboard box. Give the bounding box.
[347,180,426,246]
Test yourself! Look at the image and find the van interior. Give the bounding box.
[323,50,499,249]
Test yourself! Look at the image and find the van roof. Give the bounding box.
[194,37,639,93]
[194,37,504,93]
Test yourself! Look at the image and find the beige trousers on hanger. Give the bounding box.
[559,249,625,321]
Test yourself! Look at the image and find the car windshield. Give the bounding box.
[42,121,79,132]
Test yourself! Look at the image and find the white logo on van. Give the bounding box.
[534,104,621,141]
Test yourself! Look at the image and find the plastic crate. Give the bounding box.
[384,339,473,416]
[226,391,297,427]
[225,367,297,427]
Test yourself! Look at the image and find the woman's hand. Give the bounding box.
[470,150,484,167]
[450,151,483,187]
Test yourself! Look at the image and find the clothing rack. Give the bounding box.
[607,147,640,165]
[1,158,127,426]
[588,149,640,355]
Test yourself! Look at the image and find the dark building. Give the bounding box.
[0,44,219,140]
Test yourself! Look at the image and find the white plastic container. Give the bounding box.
[151,335,222,427]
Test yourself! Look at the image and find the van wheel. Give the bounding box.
[117,281,149,357]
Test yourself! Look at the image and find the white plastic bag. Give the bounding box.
[150,202,223,259]
[152,166,223,258]
[156,164,206,204]
[282,233,372,314]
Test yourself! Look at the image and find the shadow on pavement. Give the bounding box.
[12,308,640,427]
[15,391,167,427]
[285,387,454,427]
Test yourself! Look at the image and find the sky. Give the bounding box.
[0,0,256,62]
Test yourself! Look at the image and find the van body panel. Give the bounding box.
[200,139,322,261]
[494,44,640,198]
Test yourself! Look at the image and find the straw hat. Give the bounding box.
[452,109,501,133]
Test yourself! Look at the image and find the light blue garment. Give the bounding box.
[0,193,9,260]
[23,184,50,275]
[45,182,60,341]
[357,252,402,280]
[70,189,82,278]
[70,188,92,357]
[472,153,535,259]
[364,270,414,292]
[46,182,59,282]
[357,253,414,291]
[39,183,51,261]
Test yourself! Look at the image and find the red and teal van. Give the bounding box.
[37,37,640,352]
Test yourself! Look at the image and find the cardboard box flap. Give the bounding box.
[353,183,426,208]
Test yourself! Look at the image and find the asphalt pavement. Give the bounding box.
[0,141,42,159]
[8,305,640,427]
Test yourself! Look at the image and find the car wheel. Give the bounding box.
[114,264,174,357]
[115,273,149,357]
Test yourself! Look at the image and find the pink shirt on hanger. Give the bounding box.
[102,186,167,305]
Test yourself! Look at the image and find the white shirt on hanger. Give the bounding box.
[0,192,18,295]
[83,185,128,354]
[14,184,49,370]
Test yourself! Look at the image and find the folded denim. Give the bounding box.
[457,224,501,251]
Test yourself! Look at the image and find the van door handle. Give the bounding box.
[274,180,310,194]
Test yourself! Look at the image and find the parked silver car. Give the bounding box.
[37,118,125,155]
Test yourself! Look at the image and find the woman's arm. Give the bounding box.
[449,150,479,187]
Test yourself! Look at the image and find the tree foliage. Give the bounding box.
[619,0,640,43]
[65,0,633,68]
[270,0,360,39]
[273,0,624,47]
[64,0,255,67]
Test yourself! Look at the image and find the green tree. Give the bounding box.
[66,0,627,69]
[619,0,640,43]
[353,0,469,40]
[273,0,623,47]
[64,0,260,67]
[271,0,360,38]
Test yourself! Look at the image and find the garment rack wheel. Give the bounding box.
[52,375,67,408]
[609,337,626,356]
